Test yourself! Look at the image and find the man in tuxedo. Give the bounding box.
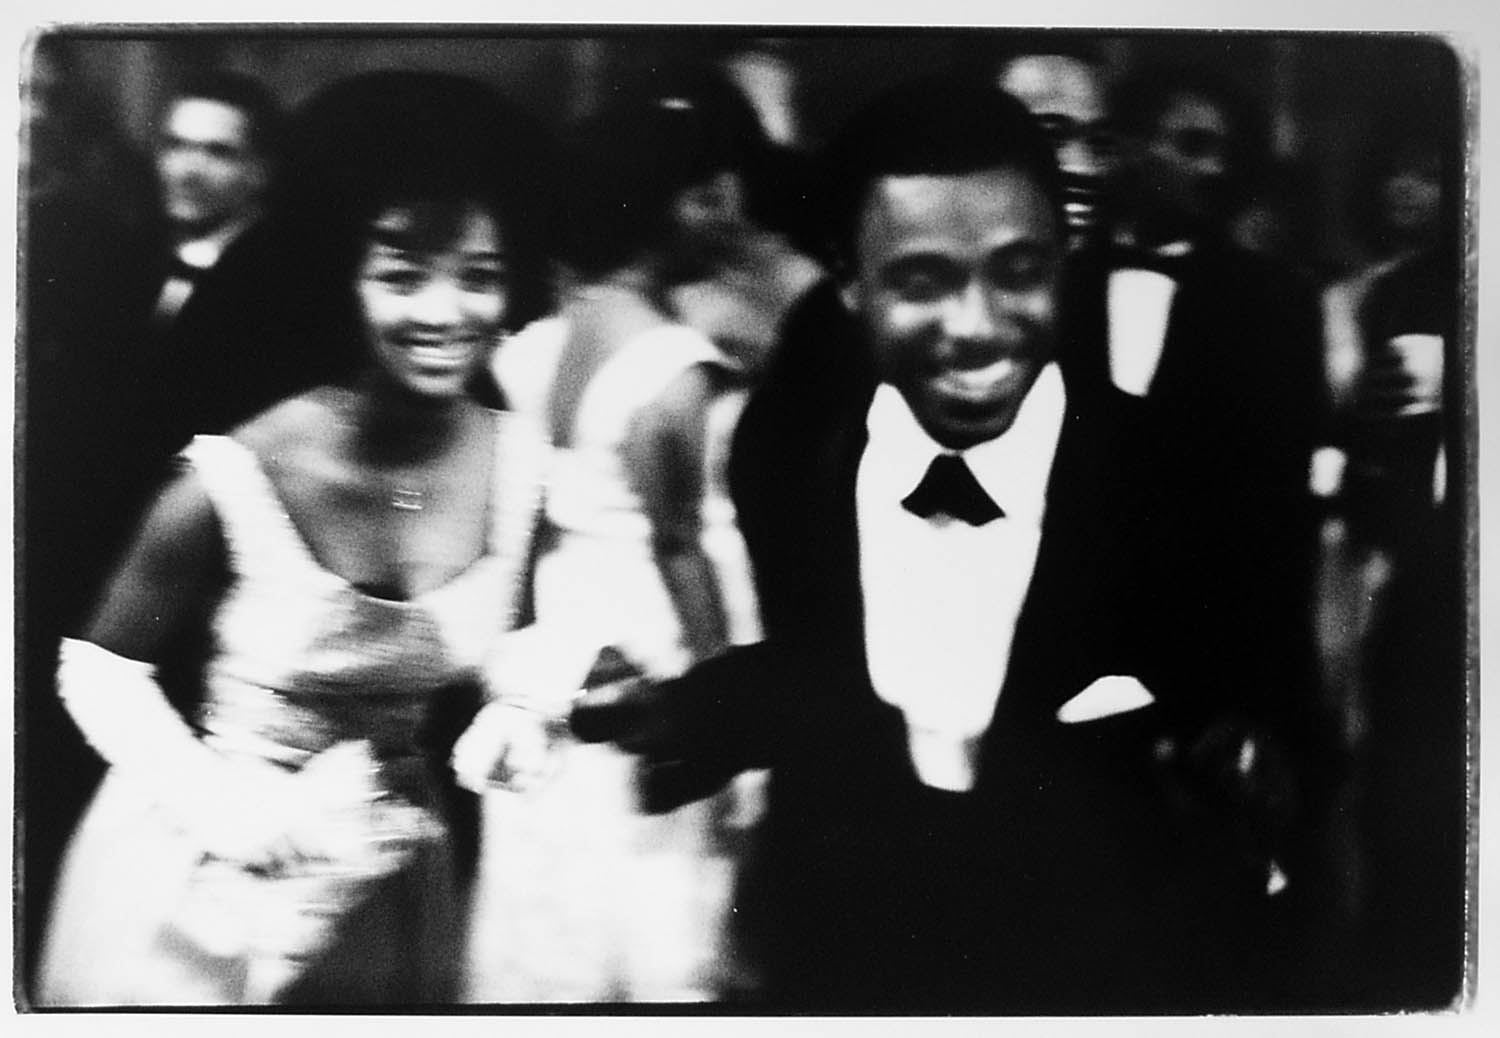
[574,77,1315,1012]
[1078,62,1324,436]
[148,72,278,331]
[1058,64,1327,732]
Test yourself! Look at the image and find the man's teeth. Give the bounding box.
[937,359,1013,396]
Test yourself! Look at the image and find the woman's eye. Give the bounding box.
[461,265,507,292]
[369,265,425,291]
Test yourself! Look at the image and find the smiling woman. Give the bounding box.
[357,202,510,402]
[33,71,555,1007]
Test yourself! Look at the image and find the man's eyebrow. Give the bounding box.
[880,250,961,271]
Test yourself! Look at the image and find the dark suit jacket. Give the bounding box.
[1059,237,1326,473]
[1058,239,1327,690]
[662,352,1315,1012]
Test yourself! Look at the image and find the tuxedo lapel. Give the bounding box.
[976,386,1148,778]
[807,388,874,671]
[1147,263,1208,403]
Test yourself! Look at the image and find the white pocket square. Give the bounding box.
[1056,675,1156,724]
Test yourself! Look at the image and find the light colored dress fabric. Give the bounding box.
[37,415,540,1007]
[470,316,762,1003]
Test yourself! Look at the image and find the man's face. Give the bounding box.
[846,166,1061,450]
[156,97,266,236]
[998,54,1116,250]
[1137,90,1235,237]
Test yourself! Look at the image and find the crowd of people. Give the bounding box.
[17,33,1466,1012]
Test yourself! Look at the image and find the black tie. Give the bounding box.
[1109,244,1190,280]
[902,454,1004,526]
[167,254,208,283]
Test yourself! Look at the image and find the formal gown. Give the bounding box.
[471,316,762,1003]
[36,415,540,1007]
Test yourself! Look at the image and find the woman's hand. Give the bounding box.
[451,701,555,794]
[170,755,323,874]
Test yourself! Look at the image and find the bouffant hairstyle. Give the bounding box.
[557,62,766,278]
[277,72,558,360]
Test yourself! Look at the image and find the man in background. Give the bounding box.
[996,41,1119,255]
[148,72,278,330]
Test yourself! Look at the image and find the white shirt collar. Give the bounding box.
[175,209,260,272]
[1111,224,1196,259]
[864,362,1067,526]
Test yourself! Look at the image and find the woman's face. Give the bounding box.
[356,201,507,400]
[1379,155,1442,240]
[667,169,750,277]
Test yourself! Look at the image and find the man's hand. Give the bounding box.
[569,678,675,753]
[1155,712,1303,895]
[571,676,746,813]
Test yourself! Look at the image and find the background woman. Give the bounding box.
[35,70,552,1007]
[473,71,765,1003]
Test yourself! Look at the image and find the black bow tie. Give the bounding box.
[902,454,1005,526]
[167,254,209,282]
[1109,244,1192,280]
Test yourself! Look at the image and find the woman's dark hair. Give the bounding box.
[267,70,558,375]
[558,63,765,278]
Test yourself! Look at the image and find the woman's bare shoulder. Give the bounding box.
[229,387,347,460]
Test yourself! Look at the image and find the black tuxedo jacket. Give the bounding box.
[664,353,1314,1012]
[1058,239,1327,682]
[1059,237,1326,476]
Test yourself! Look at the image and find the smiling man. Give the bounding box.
[573,77,1314,1012]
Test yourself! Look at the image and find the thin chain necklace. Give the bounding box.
[390,485,426,512]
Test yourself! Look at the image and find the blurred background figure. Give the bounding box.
[996,40,1119,254]
[661,61,826,388]
[474,67,768,1003]
[1088,61,1325,649]
[1323,113,1448,419]
[146,72,279,332]
[1054,61,1336,999]
[1309,93,1465,1007]
[141,73,289,462]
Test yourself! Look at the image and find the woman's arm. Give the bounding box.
[622,363,730,667]
[82,469,228,660]
[58,472,325,867]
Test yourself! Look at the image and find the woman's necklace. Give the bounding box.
[390,485,426,512]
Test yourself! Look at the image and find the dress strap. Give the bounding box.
[180,435,319,582]
[581,325,729,436]
[487,412,547,631]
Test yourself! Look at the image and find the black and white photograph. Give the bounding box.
[7,9,1485,1025]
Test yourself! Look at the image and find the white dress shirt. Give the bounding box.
[152,212,260,327]
[856,363,1066,791]
[1105,239,1193,397]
